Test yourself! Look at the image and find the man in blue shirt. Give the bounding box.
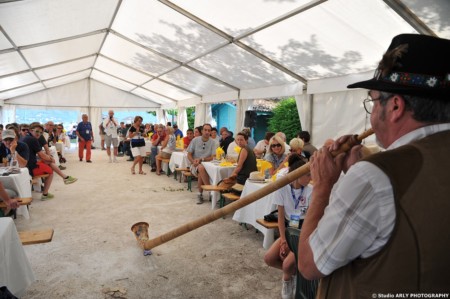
[76,114,94,163]
[173,124,183,139]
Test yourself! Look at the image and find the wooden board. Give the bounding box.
[0,197,32,208]
[256,219,279,229]
[201,185,229,192]
[222,193,240,201]
[19,229,54,245]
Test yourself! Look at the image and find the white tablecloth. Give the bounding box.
[0,218,35,297]
[168,151,189,172]
[232,180,277,249]
[0,168,32,219]
[202,162,236,209]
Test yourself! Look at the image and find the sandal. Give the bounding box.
[156,172,161,176]
[139,171,147,175]
[131,168,136,175]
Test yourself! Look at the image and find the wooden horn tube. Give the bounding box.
[142,128,374,250]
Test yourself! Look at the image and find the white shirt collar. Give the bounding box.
[387,123,450,150]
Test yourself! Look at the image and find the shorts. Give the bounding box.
[131,146,147,157]
[160,151,171,159]
[32,161,53,176]
[105,135,119,147]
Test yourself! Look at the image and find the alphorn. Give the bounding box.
[133,128,374,251]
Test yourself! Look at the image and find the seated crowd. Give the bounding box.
[0,122,77,203]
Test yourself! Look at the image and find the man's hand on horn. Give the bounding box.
[329,135,363,174]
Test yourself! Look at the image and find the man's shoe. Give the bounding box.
[41,193,55,201]
[151,168,157,172]
[58,165,66,170]
[196,194,204,205]
[281,279,292,299]
[64,176,78,185]
[86,160,92,163]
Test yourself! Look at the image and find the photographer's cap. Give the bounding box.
[2,129,16,140]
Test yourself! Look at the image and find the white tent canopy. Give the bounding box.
[1,0,449,146]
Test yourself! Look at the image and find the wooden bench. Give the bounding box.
[32,174,50,192]
[220,192,240,208]
[201,185,231,192]
[156,157,171,176]
[19,229,54,245]
[256,218,279,229]
[174,167,190,182]
[182,171,194,191]
[0,197,32,209]
[218,193,241,216]
[31,174,49,185]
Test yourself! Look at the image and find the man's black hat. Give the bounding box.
[348,34,450,100]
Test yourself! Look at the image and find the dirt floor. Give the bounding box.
[15,147,282,299]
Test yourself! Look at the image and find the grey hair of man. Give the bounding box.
[377,91,450,122]
[275,132,286,142]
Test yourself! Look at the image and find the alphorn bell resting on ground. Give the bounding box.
[298,34,450,297]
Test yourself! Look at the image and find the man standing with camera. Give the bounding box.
[102,110,119,163]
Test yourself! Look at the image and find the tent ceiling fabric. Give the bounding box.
[0,0,449,106]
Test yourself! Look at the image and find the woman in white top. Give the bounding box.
[264,154,312,299]
[155,126,176,175]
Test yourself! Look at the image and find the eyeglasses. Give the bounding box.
[363,97,380,114]
[271,143,282,148]
[363,93,394,114]
[57,127,63,130]
[32,130,43,135]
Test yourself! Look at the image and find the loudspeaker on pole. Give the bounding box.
[244,110,257,127]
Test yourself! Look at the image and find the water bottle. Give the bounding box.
[9,153,19,170]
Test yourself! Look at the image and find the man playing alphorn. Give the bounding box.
[298,34,450,297]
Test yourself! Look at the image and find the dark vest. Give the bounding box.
[317,130,450,298]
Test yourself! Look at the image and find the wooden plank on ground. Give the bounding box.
[19,229,54,245]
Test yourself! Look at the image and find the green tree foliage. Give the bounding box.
[187,106,195,129]
[267,98,302,142]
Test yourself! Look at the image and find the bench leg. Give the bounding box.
[187,177,192,192]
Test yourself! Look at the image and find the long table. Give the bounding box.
[232,180,277,249]
[168,150,189,172]
[0,218,35,297]
[202,162,236,209]
[0,168,32,219]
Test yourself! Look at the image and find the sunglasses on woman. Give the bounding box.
[271,143,281,148]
